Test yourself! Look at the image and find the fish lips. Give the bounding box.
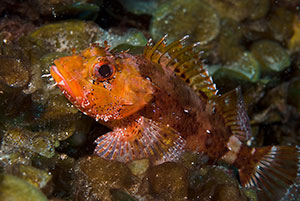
[50,64,83,103]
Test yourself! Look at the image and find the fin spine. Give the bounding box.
[143,35,218,99]
[215,87,251,142]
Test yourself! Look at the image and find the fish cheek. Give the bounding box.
[87,62,152,119]
[86,85,125,120]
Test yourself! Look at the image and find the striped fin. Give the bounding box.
[213,87,251,142]
[237,146,300,201]
[144,35,218,99]
[94,117,185,165]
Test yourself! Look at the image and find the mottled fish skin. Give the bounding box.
[133,55,231,159]
[51,37,300,201]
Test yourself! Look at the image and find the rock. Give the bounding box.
[268,8,294,42]
[212,184,250,201]
[147,162,188,201]
[217,18,244,63]
[74,156,138,201]
[240,19,269,43]
[95,29,147,49]
[29,20,102,53]
[112,44,144,55]
[0,17,36,43]
[0,174,49,201]
[0,152,32,173]
[214,51,261,85]
[12,164,52,189]
[28,91,92,144]
[0,56,29,88]
[179,151,208,170]
[251,40,290,73]
[188,167,250,201]
[23,51,93,143]
[0,55,30,117]
[207,0,269,21]
[0,0,41,23]
[119,0,159,15]
[127,159,150,177]
[31,153,75,198]
[51,1,100,20]
[288,17,300,52]
[288,79,300,112]
[150,0,220,45]
[49,113,93,142]
[276,0,300,11]
[243,84,266,110]
[243,189,258,201]
[247,0,270,20]
[2,128,57,158]
[110,189,137,201]
[37,94,78,120]
[206,0,251,22]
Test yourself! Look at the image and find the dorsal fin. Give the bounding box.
[213,87,251,142]
[144,35,218,99]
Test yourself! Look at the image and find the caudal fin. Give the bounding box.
[237,146,300,201]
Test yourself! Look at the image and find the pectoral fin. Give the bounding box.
[94,117,185,164]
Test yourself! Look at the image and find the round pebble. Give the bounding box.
[151,0,220,45]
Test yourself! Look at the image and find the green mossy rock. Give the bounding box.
[218,18,244,63]
[110,189,137,201]
[147,162,188,201]
[214,51,261,84]
[119,0,159,15]
[29,20,101,53]
[207,0,249,21]
[51,1,100,20]
[151,0,220,44]
[13,164,52,189]
[112,44,144,55]
[0,56,29,88]
[2,128,57,158]
[188,167,251,201]
[248,0,270,20]
[0,174,49,201]
[96,29,147,49]
[268,8,294,42]
[74,156,138,201]
[0,56,30,117]
[251,40,290,73]
[289,17,300,52]
[127,159,150,177]
[206,0,269,21]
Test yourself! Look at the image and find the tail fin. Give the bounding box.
[237,146,300,201]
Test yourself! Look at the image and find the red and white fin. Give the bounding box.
[94,117,185,165]
[143,35,218,99]
[237,145,300,201]
[213,87,251,142]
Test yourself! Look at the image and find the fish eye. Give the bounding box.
[93,62,115,81]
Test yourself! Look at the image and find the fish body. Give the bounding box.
[51,36,299,201]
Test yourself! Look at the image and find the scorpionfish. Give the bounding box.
[51,35,299,201]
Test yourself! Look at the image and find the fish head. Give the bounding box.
[50,45,153,121]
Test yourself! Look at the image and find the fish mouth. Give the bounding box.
[50,64,81,100]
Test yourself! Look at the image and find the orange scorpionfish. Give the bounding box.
[51,35,299,201]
